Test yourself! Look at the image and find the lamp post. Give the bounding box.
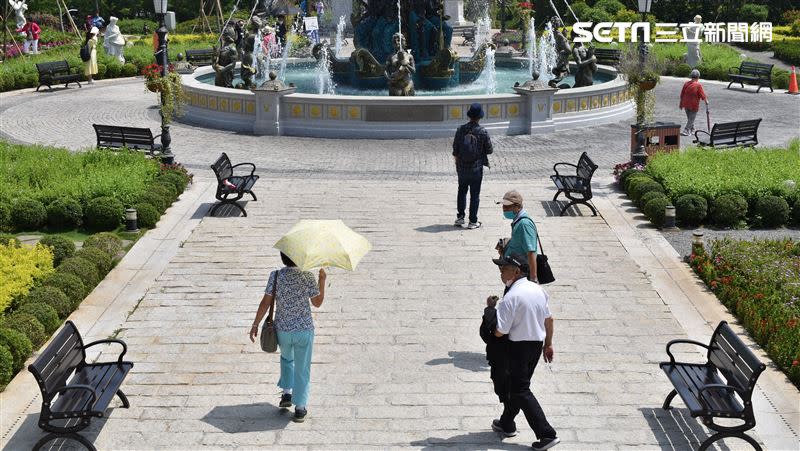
[153,0,174,165]
[631,0,652,166]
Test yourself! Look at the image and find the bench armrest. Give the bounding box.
[151,134,162,141]
[552,162,577,176]
[698,383,748,400]
[51,384,98,407]
[83,339,128,365]
[231,162,257,176]
[694,130,711,144]
[665,339,709,365]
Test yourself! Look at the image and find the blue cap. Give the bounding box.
[467,103,484,119]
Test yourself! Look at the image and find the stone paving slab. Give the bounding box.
[1,178,778,450]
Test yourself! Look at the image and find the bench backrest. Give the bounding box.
[119,126,155,143]
[576,152,598,181]
[593,48,620,62]
[739,61,773,76]
[707,321,765,399]
[28,321,85,398]
[211,152,233,181]
[35,60,70,74]
[94,124,155,145]
[185,48,215,64]
[710,119,761,142]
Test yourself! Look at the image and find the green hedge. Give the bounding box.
[689,239,800,388]
[773,40,800,66]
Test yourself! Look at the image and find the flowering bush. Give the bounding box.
[141,63,187,124]
[0,243,54,313]
[612,161,645,185]
[689,239,800,387]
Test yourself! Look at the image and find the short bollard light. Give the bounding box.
[663,205,677,229]
[692,230,704,254]
[125,208,139,233]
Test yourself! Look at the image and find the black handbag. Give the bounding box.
[260,272,279,353]
[536,236,555,285]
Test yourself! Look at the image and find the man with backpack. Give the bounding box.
[453,103,493,229]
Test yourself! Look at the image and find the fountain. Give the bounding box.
[314,42,336,94]
[528,19,536,79]
[334,16,346,57]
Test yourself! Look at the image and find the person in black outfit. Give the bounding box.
[452,103,493,229]
[480,295,510,408]
[276,16,287,47]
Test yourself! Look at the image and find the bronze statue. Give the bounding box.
[238,17,262,89]
[384,33,416,96]
[572,41,597,88]
[213,27,238,88]
[549,17,571,88]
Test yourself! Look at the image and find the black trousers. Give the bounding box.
[456,164,483,223]
[498,340,557,440]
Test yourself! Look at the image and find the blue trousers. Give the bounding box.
[457,164,483,224]
[277,330,315,407]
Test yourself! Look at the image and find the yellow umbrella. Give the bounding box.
[273,220,372,271]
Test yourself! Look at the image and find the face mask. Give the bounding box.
[503,211,515,220]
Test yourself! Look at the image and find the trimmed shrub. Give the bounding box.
[150,182,178,204]
[122,63,139,77]
[639,192,669,211]
[46,198,83,230]
[134,202,160,229]
[739,3,769,23]
[156,172,188,194]
[84,196,124,232]
[22,286,72,319]
[38,235,75,266]
[136,191,168,213]
[0,234,19,247]
[0,202,10,231]
[0,345,12,388]
[625,174,654,193]
[2,312,46,347]
[711,194,748,228]
[792,198,800,226]
[0,328,32,371]
[11,198,46,231]
[633,181,665,205]
[674,194,708,226]
[755,196,791,228]
[18,302,60,333]
[673,63,692,78]
[41,272,86,308]
[644,196,672,227]
[82,232,123,257]
[619,168,644,186]
[75,247,113,275]
[58,256,100,288]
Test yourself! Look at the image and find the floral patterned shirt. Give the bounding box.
[265,267,319,332]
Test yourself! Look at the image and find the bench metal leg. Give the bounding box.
[560,200,597,216]
[698,431,761,451]
[552,191,562,202]
[726,81,733,90]
[34,432,97,451]
[248,190,257,201]
[117,389,130,408]
[662,389,678,410]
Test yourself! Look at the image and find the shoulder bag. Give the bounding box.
[260,271,279,352]
[515,217,555,285]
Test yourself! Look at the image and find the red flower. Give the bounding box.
[754,293,764,300]
[789,319,798,328]
[793,360,799,367]
[710,280,718,289]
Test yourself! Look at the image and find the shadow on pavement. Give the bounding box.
[415,224,464,233]
[639,406,733,451]
[425,351,489,372]
[201,402,291,433]
[409,431,532,450]
[191,202,213,220]
[540,200,590,217]
[3,410,109,451]
[204,201,249,218]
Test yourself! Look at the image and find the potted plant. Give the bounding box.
[141,63,188,124]
[636,70,659,91]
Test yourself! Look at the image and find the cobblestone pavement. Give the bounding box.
[2,179,768,450]
[1,77,797,181]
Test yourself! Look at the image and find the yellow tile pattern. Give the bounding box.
[291,104,303,118]
[552,101,562,113]
[488,104,501,118]
[508,104,519,117]
[566,99,576,112]
[310,105,322,118]
[348,106,361,120]
[209,97,217,110]
[219,98,228,111]
[450,106,462,120]
[232,100,242,113]
[245,102,255,114]
[328,105,341,119]
[579,98,588,111]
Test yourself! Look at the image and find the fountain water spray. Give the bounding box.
[528,18,536,78]
[253,29,271,87]
[476,46,496,94]
[316,42,336,94]
[536,21,557,84]
[335,16,346,57]
[397,0,403,50]
[475,9,491,47]
[278,34,293,82]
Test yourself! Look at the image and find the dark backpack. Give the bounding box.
[80,44,91,62]
[458,126,483,163]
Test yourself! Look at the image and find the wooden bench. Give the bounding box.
[35,60,82,91]
[461,28,475,47]
[593,48,621,66]
[694,119,761,148]
[660,321,765,451]
[210,152,259,217]
[93,124,162,156]
[550,151,598,216]
[185,48,215,66]
[727,61,773,93]
[28,321,133,451]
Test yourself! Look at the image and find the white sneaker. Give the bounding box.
[454,217,465,227]
[680,130,690,136]
[467,222,482,229]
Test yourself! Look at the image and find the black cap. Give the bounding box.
[467,103,484,119]
[492,253,529,273]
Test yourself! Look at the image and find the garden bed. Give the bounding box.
[0,141,192,390]
[689,238,800,388]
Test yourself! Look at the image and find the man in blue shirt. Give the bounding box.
[497,190,538,282]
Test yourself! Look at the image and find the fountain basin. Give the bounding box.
[180,61,633,139]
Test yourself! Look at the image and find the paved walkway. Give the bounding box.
[0,76,798,450]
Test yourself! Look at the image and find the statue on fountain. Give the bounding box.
[572,38,597,88]
[549,17,571,88]
[9,0,27,33]
[385,33,416,96]
[213,27,238,88]
[238,17,262,89]
[684,15,704,68]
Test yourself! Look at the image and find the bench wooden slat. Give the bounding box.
[550,152,597,216]
[93,124,161,155]
[209,153,259,217]
[728,61,773,92]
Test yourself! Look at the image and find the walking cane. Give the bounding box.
[705,103,711,132]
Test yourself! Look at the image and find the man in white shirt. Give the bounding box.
[492,254,559,451]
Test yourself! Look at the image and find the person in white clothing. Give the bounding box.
[491,254,560,451]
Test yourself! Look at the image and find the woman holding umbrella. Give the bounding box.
[249,253,326,423]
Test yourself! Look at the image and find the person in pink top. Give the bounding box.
[17,20,41,54]
[679,69,709,136]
